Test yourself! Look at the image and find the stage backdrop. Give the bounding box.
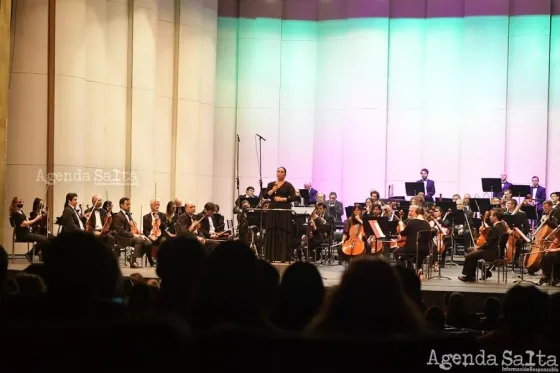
[214,0,560,211]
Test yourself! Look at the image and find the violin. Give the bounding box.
[150,213,162,239]
[102,210,113,234]
[396,210,407,248]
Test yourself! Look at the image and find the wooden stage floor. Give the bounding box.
[8,259,559,295]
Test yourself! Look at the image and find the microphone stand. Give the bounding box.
[235,135,241,214]
[256,134,265,260]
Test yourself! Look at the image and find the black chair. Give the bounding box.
[9,217,33,263]
[416,230,435,277]
[477,233,510,283]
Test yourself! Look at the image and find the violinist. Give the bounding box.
[382,204,396,221]
[113,197,152,268]
[9,197,50,262]
[363,198,375,217]
[393,206,431,278]
[308,202,331,259]
[30,198,50,236]
[459,208,508,283]
[177,202,197,234]
[60,193,86,233]
[234,186,258,213]
[430,207,451,272]
[192,203,221,254]
[539,202,560,285]
[165,201,178,237]
[88,194,116,252]
[143,199,167,266]
[370,190,383,205]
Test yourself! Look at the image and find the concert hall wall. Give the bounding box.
[5,0,217,249]
[215,0,560,209]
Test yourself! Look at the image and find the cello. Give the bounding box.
[342,207,365,256]
[475,210,491,249]
[525,214,554,273]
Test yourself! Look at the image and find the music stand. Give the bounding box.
[521,206,538,220]
[405,182,425,197]
[510,185,530,199]
[427,226,451,281]
[247,209,264,258]
[481,178,502,196]
[473,198,492,215]
[240,196,259,208]
[374,216,396,259]
[345,206,354,220]
[363,216,384,255]
[299,189,310,206]
[514,250,538,285]
[447,210,466,267]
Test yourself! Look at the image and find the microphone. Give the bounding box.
[256,133,267,141]
[237,134,240,142]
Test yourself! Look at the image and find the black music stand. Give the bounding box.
[481,178,502,196]
[428,223,452,281]
[345,206,355,220]
[363,216,383,255]
[473,198,492,215]
[510,185,530,199]
[448,209,466,267]
[405,182,425,197]
[521,206,538,220]
[353,202,366,209]
[299,189,310,206]
[239,196,259,208]
[247,209,265,259]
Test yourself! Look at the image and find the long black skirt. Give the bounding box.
[264,209,292,262]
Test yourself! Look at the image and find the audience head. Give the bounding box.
[425,306,445,331]
[42,231,122,306]
[502,285,548,335]
[0,245,8,286]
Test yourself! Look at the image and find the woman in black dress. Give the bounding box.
[264,167,297,262]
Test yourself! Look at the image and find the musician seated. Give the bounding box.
[113,197,152,268]
[341,205,364,261]
[505,199,530,266]
[212,204,226,236]
[430,206,451,271]
[143,199,168,265]
[9,197,51,262]
[459,208,508,282]
[88,194,116,255]
[307,203,331,260]
[539,201,560,285]
[454,199,476,251]
[237,200,251,245]
[60,193,87,234]
[164,201,178,237]
[177,202,220,254]
[393,206,431,278]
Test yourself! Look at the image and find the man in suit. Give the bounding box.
[326,192,344,222]
[417,168,435,202]
[551,192,560,210]
[197,202,222,253]
[177,202,220,254]
[143,199,168,249]
[88,194,116,255]
[233,186,259,213]
[459,208,508,282]
[60,193,85,233]
[174,198,185,216]
[504,199,530,266]
[304,182,318,205]
[393,205,432,274]
[113,197,152,268]
[495,173,512,198]
[530,176,547,214]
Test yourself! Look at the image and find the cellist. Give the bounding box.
[341,205,365,260]
[88,194,116,254]
[429,206,451,272]
[539,201,560,285]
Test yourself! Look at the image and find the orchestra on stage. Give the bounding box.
[8,168,560,285]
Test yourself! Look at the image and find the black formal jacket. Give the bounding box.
[113,211,136,246]
[61,205,83,233]
[506,210,530,235]
[547,207,560,228]
[89,208,109,232]
[143,212,168,237]
[400,218,432,253]
[478,221,508,255]
[176,213,196,235]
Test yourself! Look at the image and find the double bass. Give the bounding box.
[525,214,555,273]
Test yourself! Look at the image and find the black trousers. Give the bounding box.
[462,249,498,278]
[21,233,51,256]
[130,236,152,264]
[541,252,560,279]
[393,247,429,269]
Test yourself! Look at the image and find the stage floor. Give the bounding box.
[8,259,559,295]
